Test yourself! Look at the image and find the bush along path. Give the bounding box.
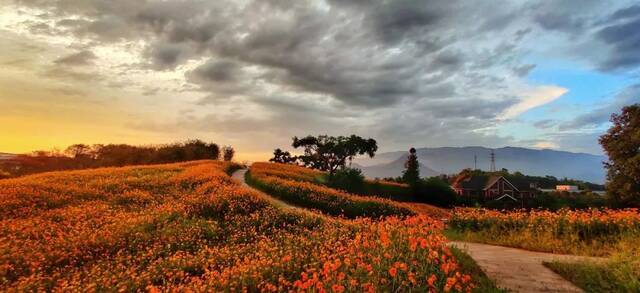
[449,241,607,293]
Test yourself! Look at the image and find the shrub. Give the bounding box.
[415,178,458,207]
[328,167,365,193]
[247,162,414,218]
[362,179,414,201]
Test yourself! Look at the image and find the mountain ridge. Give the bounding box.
[354,146,606,183]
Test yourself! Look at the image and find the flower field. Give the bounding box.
[0,160,475,292]
[247,162,415,218]
[448,208,640,256]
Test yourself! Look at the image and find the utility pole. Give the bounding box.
[490,150,496,172]
[474,154,477,170]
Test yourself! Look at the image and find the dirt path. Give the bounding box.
[449,241,606,293]
[231,169,299,210]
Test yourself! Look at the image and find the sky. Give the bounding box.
[0,0,638,161]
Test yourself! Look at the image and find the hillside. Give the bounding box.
[0,152,16,160]
[0,160,475,292]
[354,146,606,183]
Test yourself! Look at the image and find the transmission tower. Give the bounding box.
[474,154,477,170]
[490,150,496,172]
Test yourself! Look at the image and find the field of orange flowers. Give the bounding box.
[449,208,640,256]
[0,160,475,292]
[247,162,415,218]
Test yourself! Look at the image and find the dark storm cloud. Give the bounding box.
[54,50,96,66]
[533,13,585,33]
[190,60,241,83]
[9,0,639,154]
[145,42,191,70]
[596,16,640,71]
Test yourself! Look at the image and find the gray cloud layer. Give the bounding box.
[6,0,640,154]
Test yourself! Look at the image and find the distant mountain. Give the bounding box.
[0,152,16,160]
[354,146,607,184]
[352,155,440,179]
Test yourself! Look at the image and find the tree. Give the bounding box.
[328,167,365,194]
[269,148,297,164]
[292,135,377,176]
[222,146,235,162]
[402,148,420,186]
[599,103,640,207]
[65,144,93,159]
[418,177,457,207]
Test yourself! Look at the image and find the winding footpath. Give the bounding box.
[231,168,298,210]
[449,242,606,293]
[231,168,604,293]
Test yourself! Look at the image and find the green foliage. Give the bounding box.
[222,146,235,162]
[532,192,606,210]
[327,167,365,194]
[292,135,377,175]
[599,103,640,208]
[361,181,414,201]
[415,177,458,207]
[402,148,420,186]
[545,256,640,293]
[269,148,298,164]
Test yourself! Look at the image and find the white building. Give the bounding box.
[556,185,579,192]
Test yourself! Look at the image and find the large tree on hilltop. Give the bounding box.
[292,135,377,175]
[599,103,640,207]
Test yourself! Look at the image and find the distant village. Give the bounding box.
[449,150,606,204]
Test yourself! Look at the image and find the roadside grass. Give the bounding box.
[446,208,640,257]
[544,257,639,292]
[545,240,640,293]
[449,247,510,293]
[442,228,638,257]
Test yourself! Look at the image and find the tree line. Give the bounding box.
[0,140,234,177]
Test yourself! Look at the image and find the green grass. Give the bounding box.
[450,247,509,293]
[544,259,640,293]
[443,228,638,257]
